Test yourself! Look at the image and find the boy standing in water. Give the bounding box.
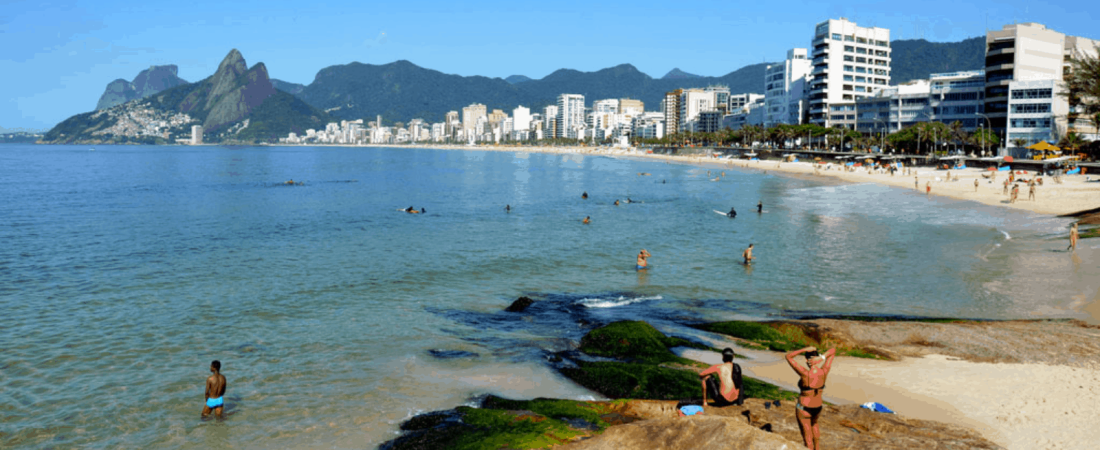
[202,360,227,418]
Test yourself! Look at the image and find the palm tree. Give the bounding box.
[1012,138,1028,149]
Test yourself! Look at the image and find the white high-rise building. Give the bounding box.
[679,89,715,132]
[765,48,812,127]
[544,105,559,139]
[983,22,1099,146]
[191,125,203,145]
[808,18,892,127]
[512,106,532,132]
[556,94,585,139]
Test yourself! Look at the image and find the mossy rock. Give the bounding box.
[696,321,887,359]
[560,361,701,400]
[383,397,611,450]
[578,320,707,365]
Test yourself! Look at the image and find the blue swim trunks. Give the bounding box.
[206,397,223,408]
[636,265,647,270]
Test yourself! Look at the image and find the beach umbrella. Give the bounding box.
[1026,141,1059,151]
[1004,156,1014,163]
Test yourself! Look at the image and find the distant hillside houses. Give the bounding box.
[281,19,1097,150]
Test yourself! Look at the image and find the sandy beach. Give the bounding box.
[679,318,1100,450]
[372,143,1100,216]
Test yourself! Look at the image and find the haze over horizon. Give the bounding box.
[3,0,1096,131]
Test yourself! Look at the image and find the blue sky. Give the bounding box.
[2,0,1096,131]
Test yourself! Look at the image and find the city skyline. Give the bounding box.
[3,0,1097,131]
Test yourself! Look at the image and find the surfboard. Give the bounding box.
[714,210,732,216]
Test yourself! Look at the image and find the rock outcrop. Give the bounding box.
[96,65,188,110]
[179,49,278,134]
[561,414,795,450]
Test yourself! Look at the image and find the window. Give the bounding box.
[843,85,853,91]
[874,78,887,85]
[844,45,854,52]
[1010,88,1053,100]
[902,98,928,106]
[844,35,854,42]
[856,76,866,82]
[844,55,854,62]
[843,94,853,100]
[856,57,867,63]
[943,92,980,102]
[855,67,867,74]
[844,65,854,72]
[831,114,847,120]
[856,47,867,54]
[855,86,867,92]
[844,75,854,81]
[1010,118,1052,128]
[832,33,842,40]
[857,37,867,44]
[876,40,889,47]
[1011,103,1051,114]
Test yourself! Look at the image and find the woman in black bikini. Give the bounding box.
[786,346,836,450]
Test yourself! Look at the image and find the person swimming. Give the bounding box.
[583,216,590,224]
[420,207,426,214]
[505,204,511,212]
[614,199,620,206]
[786,346,836,449]
[582,191,588,199]
[405,206,420,214]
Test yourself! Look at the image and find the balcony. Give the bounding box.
[811,66,827,76]
[986,63,1014,72]
[812,36,827,46]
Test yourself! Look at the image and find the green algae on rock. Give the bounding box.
[696,320,891,359]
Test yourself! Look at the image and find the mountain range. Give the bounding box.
[96,65,188,110]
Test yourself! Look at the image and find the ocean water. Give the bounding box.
[1,144,1092,448]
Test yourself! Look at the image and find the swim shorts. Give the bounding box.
[206,397,224,408]
[636,265,647,270]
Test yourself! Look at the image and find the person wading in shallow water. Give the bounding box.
[636,249,650,270]
[202,360,227,418]
[786,346,835,450]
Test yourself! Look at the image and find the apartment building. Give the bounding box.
[462,104,487,135]
[663,89,682,135]
[809,18,892,127]
[765,48,812,127]
[556,94,586,139]
[845,71,986,136]
[512,106,532,132]
[984,22,1099,146]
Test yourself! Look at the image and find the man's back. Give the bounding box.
[207,373,226,398]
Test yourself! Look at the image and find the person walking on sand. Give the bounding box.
[742,244,755,265]
[925,181,931,196]
[786,346,836,450]
[974,178,979,192]
[1069,223,1079,251]
[700,348,743,407]
[1028,183,1035,201]
[914,176,919,191]
[202,360,227,418]
[636,249,650,270]
[1011,184,1019,203]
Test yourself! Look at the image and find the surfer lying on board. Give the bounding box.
[727,207,737,218]
[742,244,755,265]
[404,206,420,214]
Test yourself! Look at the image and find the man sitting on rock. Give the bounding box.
[700,348,743,407]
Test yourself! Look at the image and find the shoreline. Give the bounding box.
[374,143,1100,217]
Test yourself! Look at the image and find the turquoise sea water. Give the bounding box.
[1,144,1093,448]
